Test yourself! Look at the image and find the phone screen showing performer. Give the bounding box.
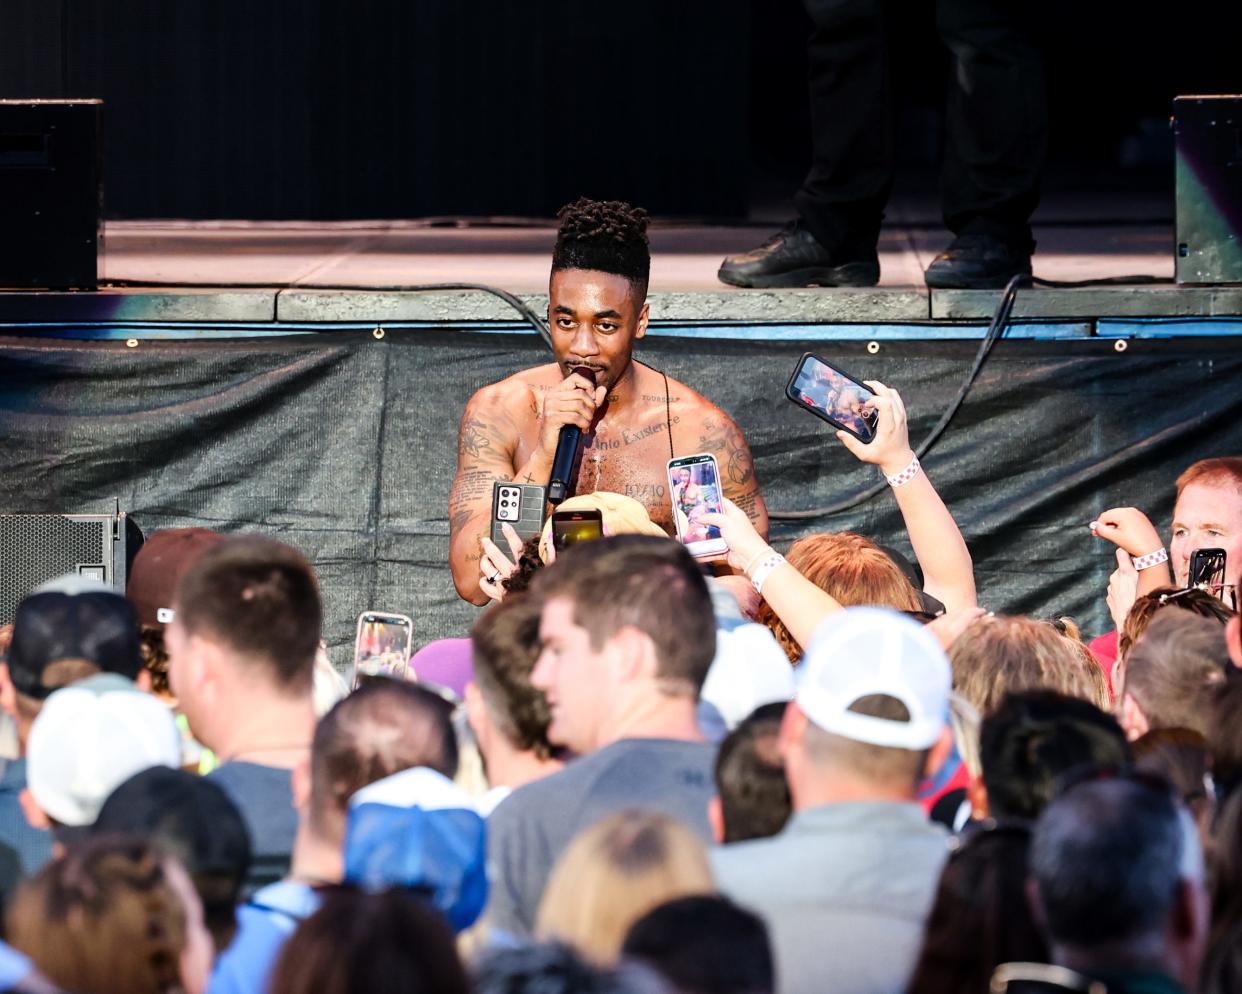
[352,611,413,689]
[785,352,879,443]
[667,453,728,558]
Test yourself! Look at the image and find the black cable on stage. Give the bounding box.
[1030,274,1170,288]
[104,270,1147,521]
[769,273,1024,521]
[100,278,552,348]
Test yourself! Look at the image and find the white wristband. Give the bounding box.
[886,455,922,488]
[741,547,774,578]
[1132,547,1169,571]
[749,553,787,595]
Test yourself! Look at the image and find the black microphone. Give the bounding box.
[547,366,596,505]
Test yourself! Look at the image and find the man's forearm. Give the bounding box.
[513,447,556,489]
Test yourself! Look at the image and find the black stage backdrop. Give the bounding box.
[2,331,1240,659]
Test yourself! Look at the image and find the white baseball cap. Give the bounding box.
[796,607,950,750]
[701,622,796,731]
[27,673,182,827]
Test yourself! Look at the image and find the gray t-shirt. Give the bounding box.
[208,761,298,895]
[712,801,951,994]
[486,737,716,941]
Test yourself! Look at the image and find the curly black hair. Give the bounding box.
[551,197,650,290]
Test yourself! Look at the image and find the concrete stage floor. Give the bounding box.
[3,192,1241,328]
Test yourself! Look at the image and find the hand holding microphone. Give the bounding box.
[546,366,605,503]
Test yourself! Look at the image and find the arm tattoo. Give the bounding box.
[732,485,761,519]
[699,417,755,486]
[459,416,493,460]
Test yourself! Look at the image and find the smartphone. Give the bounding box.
[352,611,414,689]
[552,509,604,551]
[1189,548,1227,596]
[667,453,729,558]
[491,481,547,546]
[785,352,879,443]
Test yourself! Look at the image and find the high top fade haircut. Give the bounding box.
[552,198,651,294]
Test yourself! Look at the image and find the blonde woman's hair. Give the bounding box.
[758,532,921,663]
[535,810,715,965]
[949,614,1110,716]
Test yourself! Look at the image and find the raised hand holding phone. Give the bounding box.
[696,498,769,575]
[479,522,526,603]
[833,380,915,476]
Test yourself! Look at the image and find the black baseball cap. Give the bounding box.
[5,591,142,700]
[93,765,252,879]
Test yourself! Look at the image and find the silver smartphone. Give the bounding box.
[667,453,729,558]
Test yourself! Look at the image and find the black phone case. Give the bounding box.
[551,510,604,550]
[784,351,878,443]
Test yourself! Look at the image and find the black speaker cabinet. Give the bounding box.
[0,511,132,624]
[0,99,102,289]
[1175,95,1242,285]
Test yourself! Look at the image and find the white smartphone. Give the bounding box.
[352,611,414,689]
[667,453,729,558]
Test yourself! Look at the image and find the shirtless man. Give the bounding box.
[449,198,768,605]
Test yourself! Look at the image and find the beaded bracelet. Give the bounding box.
[1132,547,1169,571]
[886,455,922,488]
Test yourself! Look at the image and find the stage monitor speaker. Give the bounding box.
[0,99,102,290]
[1175,95,1242,285]
[0,511,133,624]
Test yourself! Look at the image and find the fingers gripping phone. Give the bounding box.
[352,611,413,689]
[491,482,548,545]
[667,453,728,558]
[785,352,879,443]
[552,509,604,551]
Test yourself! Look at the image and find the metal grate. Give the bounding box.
[0,515,113,625]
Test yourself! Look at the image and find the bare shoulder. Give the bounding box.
[660,374,751,452]
[457,364,557,453]
[463,364,556,418]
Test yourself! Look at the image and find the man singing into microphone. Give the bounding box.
[448,198,769,604]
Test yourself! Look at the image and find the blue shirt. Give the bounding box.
[0,758,52,877]
[208,880,321,994]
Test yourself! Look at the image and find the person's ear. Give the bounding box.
[290,754,313,813]
[134,668,154,693]
[1119,692,1150,741]
[611,626,656,685]
[464,682,489,741]
[635,301,649,341]
[18,787,50,831]
[0,664,16,722]
[708,796,726,845]
[1227,615,1242,669]
[778,701,807,761]
[967,776,990,821]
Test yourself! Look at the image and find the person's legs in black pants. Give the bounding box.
[795,0,892,263]
[926,0,1047,286]
[718,0,889,288]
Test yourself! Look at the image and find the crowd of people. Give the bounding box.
[0,196,1238,994]
[0,444,1237,994]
